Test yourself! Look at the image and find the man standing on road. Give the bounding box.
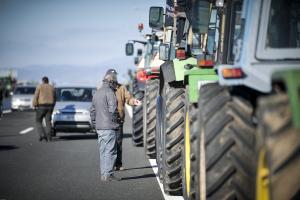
[90,71,121,181]
[32,76,56,142]
[105,69,141,171]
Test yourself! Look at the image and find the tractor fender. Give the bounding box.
[160,57,198,84]
[173,57,197,81]
[160,60,176,83]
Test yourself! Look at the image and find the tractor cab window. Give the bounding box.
[266,0,300,48]
[207,9,219,57]
[257,0,300,60]
[229,2,242,62]
[191,8,219,58]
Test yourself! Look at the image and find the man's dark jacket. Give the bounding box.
[90,82,120,130]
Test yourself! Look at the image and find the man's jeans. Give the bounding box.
[36,106,53,140]
[116,125,123,167]
[97,129,117,177]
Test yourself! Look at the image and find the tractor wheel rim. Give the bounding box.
[256,149,270,200]
[185,111,191,196]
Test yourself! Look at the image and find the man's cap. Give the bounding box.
[42,76,49,83]
[103,69,118,82]
[105,69,118,76]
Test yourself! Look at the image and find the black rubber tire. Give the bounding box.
[162,82,185,196]
[256,94,300,200]
[197,83,256,200]
[132,79,144,146]
[183,95,197,200]
[144,79,159,158]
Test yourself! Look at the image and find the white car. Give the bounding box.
[11,86,36,111]
[51,86,96,136]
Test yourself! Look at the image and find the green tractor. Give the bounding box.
[149,0,218,196]
[181,1,243,199]
[149,0,196,195]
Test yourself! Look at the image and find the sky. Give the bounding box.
[0,0,164,86]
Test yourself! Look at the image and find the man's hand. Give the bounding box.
[133,99,141,106]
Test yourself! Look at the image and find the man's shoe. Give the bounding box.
[109,175,121,181]
[101,175,121,181]
[39,137,47,141]
[115,166,125,171]
[101,176,109,181]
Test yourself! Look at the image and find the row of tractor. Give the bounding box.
[126,0,300,200]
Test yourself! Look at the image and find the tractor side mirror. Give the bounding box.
[149,7,164,30]
[125,43,134,56]
[159,43,170,61]
[192,1,210,34]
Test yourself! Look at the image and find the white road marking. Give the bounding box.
[19,127,34,135]
[3,110,11,114]
[149,159,184,200]
[126,105,183,200]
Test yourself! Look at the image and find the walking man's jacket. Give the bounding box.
[32,83,56,107]
[90,82,120,130]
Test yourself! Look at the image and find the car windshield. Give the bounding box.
[14,87,36,95]
[56,88,96,102]
[266,0,300,48]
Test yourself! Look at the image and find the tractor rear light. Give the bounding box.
[176,49,186,60]
[136,70,147,82]
[222,68,244,79]
[138,23,144,32]
[198,59,214,68]
[151,67,160,74]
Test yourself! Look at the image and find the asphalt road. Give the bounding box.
[0,110,165,200]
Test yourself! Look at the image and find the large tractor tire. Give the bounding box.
[162,82,185,195]
[197,83,256,200]
[132,79,144,146]
[183,94,198,200]
[256,94,300,200]
[144,79,159,158]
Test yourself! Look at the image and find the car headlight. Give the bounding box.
[53,109,61,114]
[12,98,20,103]
[82,110,90,115]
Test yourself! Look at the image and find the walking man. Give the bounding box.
[32,76,56,141]
[90,70,121,181]
[105,69,141,170]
